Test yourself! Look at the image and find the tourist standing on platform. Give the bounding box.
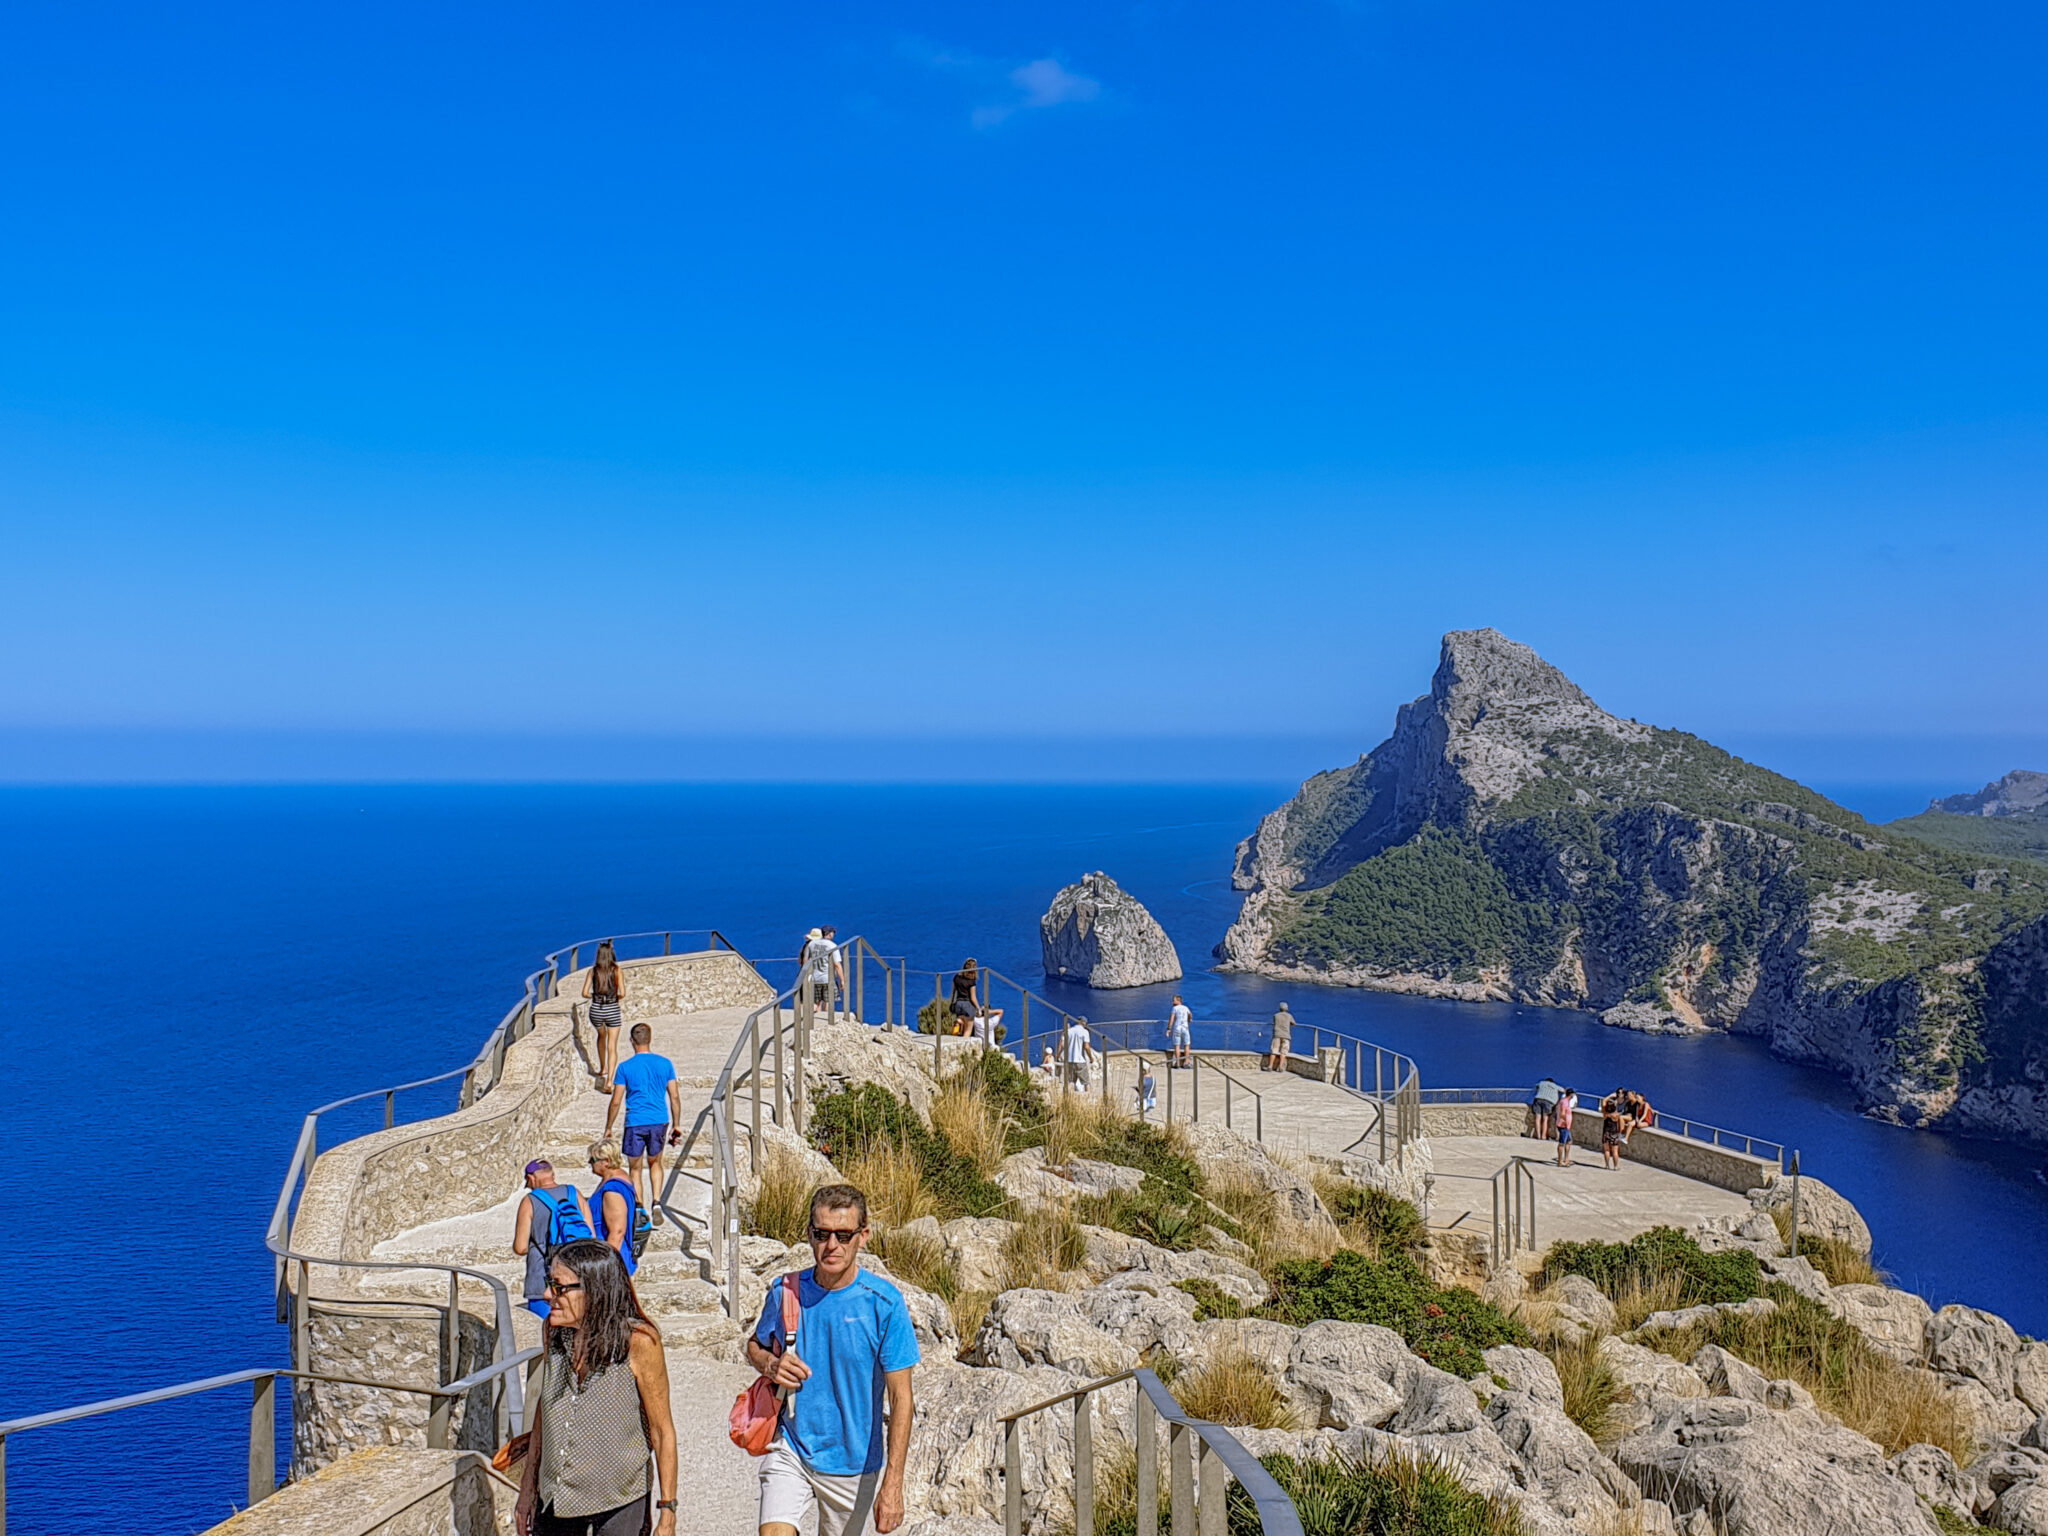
[1531,1077,1561,1140]
[587,1139,642,1278]
[583,939,626,1093]
[606,1024,682,1226]
[515,1238,678,1536]
[1062,1015,1094,1092]
[749,1184,918,1536]
[1265,1003,1296,1073]
[1601,1100,1625,1170]
[950,958,979,1034]
[1168,996,1193,1068]
[803,927,844,1019]
[1554,1086,1578,1167]
[513,1160,596,1320]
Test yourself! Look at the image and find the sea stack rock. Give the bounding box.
[1040,872,1182,988]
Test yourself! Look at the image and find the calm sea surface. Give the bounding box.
[3,784,2044,1531]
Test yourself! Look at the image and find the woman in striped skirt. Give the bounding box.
[584,939,626,1092]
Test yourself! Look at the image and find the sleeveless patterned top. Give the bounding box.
[535,1331,650,1517]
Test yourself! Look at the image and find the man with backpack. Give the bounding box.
[605,1022,683,1226]
[587,1138,647,1278]
[511,1159,595,1319]
[747,1183,917,1536]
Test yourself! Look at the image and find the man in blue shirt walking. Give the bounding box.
[748,1182,919,1536]
[604,1023,682,1226]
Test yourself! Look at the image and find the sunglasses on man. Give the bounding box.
[808,1224,864,1247]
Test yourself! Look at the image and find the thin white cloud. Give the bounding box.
[900,38,1103,130]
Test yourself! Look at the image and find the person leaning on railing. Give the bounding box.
[515,1239,678,1536]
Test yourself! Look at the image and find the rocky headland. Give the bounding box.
[1216,629,2048,1145]
[1041,870,1182,988]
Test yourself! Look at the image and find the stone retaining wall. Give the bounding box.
[613,950,773,1022]
[208,1447,505,1536]
[1419,1103,1532,1138]
[1620,1124,1777,1193]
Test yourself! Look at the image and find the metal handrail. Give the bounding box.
[998,1366,1303,1536]
[1649,1113,1785,1170]
[0,1349,541,1528]
[1416,1086,1529,1104]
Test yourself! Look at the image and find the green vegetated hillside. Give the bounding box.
[1225,630,2048,1140]
[1273,725,2048,993]
[1883,808,2048,868]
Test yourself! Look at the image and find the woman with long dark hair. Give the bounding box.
[515,1239,677,1536]
[584,940,626,1093]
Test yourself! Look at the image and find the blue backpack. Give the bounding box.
[530,1187,595,1257]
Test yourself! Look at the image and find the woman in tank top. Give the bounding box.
[584,940,626,1093]
[515,1238,677,1536]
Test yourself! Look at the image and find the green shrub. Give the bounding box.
[1223,1450,1527,1536]
[1320,1184,1425,1254]
[807,1082,1008,1219]
[1175,1277,1246,1322]
[1076,1114,1202,1197]
[1543,1225,1762,1308]
[1076,1176,1208,1251]
[1257,1250,1528,1377]
[955,1046,1050,1151]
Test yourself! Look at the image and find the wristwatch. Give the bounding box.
[657,1499,677,1510]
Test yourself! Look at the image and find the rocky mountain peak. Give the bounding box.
[1934,769,2048,819]
[1433,627,1596,728]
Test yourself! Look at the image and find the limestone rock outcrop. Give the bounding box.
[1040,872,1182,988]
[1214,627,2048,1147]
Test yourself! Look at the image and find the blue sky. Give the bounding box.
[2,2,2044,785]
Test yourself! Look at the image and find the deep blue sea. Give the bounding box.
[3,784,2045,1532]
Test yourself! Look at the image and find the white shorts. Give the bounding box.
[758,1440,879,1536]
[1171,1025,1191,1048]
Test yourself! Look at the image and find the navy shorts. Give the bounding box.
[622,1124,668,1158]
[1557,1125,1573,1145]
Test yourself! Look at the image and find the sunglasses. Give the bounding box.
[808,1225,863,1247]
[544,1278,584,1296]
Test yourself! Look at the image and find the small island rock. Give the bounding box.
[1040,872,1182,988]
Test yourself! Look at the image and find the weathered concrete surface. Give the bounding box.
[209,1447,507,1536]
[1620,1125,1780,1195]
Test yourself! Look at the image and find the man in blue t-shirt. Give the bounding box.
[604,1023,682,1227]
[748,1183,919,1536]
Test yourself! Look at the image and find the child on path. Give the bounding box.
[1554,1088,1577,1167]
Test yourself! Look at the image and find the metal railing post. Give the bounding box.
[773,1003,786,1128]
[751,1015,762,1165]
[1192,1059,1200,1123]
[443,1272,459,1380]
[1197,1433,1224,1536]
[293,1260,311,1375]
[1169,1420,1194,1536]
[1074,1392,1094,1536]
[383,1090,394,1130]
[1224,1078,1232,1130]
[427,1392,453,1450]
[2,1430,9,1536]
[1789,1150,1802,1259]
[933,973,944,1074]
[1004,1418,1022,1536]
[663,931,672,955]
[248,1373,275,1506]
[1134,1386,1158,1536]
[1377,1050,1387,1162]
[1165,1057,1174,1125]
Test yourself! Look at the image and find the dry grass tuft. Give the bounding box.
[1641,1293,1973,1460]
[931,1076,1011,1179]
[1764,1209,1886,1288]
[1544,1335,1623,1447]
[1001,1203,1089,1292]
[840,1140,939,1231]
[749,1148,815,1246]
[1608,1270,1691,1333]
[1170,1345,1301,1430]
[949,1287,996,1354]
[874,1223,958,1300]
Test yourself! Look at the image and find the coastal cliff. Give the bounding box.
[1218,629,2048,1143]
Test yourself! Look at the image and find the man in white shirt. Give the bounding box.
[1062,1016,1094,1093]
[1167,996,1193,1069]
